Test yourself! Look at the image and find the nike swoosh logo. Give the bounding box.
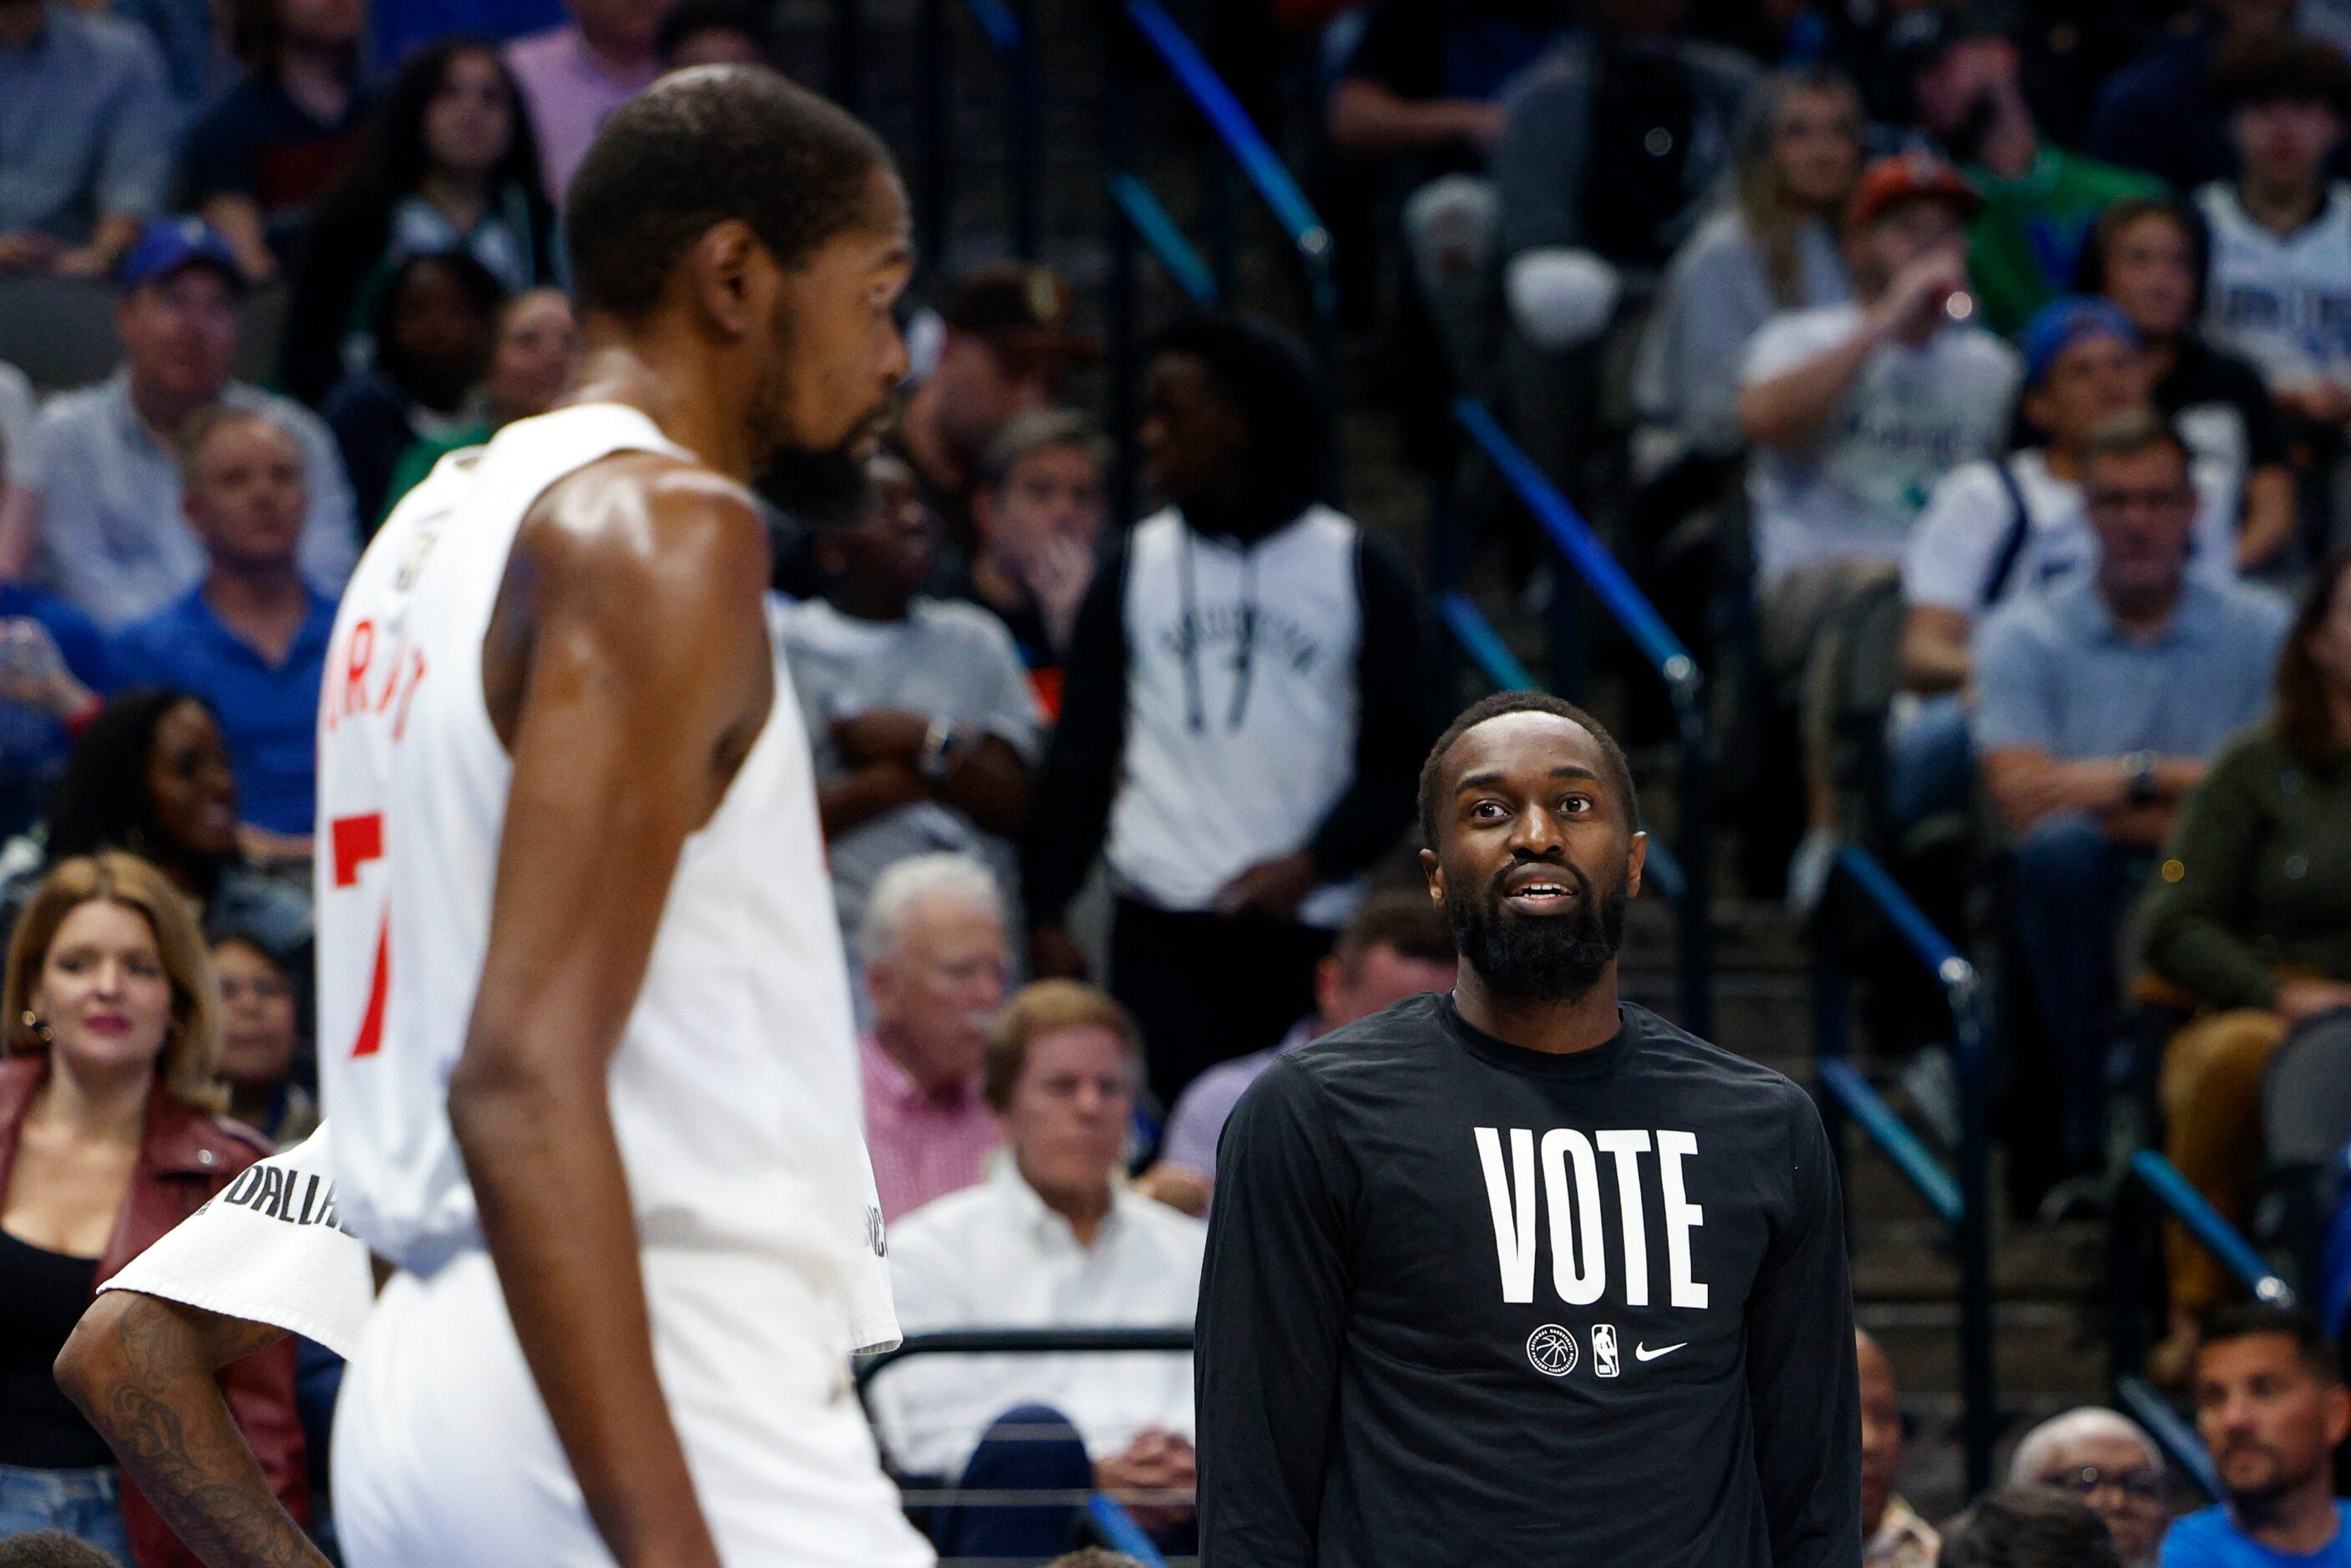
[1634,1342,1687,1363]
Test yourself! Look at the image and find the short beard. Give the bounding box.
[1449,857,1629,1004]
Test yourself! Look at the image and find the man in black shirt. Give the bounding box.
[1196,690,1862,1567]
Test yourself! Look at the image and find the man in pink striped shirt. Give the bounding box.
[859,853,1011,1221]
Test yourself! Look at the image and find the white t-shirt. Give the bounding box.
[868,1163,1205,1480]
[99,1123,376,1358]
[1740,304,2023,590]
[2198,180,2351,393]
[1903,450,2095,615]
[1906,448,2242,619]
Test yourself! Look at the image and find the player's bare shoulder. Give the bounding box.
[484,452,776,751]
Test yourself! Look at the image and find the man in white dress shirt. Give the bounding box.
[872,979,1205,1560]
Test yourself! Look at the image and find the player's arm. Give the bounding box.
[56,1295,327,1568]
[448,463,776,1568]
[1195,1060,1354,1568]
[1745,1090,1862,1568]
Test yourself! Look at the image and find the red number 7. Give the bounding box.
[330,813,390,1058]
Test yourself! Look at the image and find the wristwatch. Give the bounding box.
[2124,751,2159,806]
[918,718,964,786]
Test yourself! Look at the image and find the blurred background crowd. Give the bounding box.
[8,0,2351,1561]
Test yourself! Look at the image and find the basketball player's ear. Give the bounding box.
[1420,846,1446,913]
[1626,831,1648,901]
[689,218,778,342]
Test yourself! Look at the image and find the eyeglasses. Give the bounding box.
[2085,488,2194,518]
[2041,1466,2165,1503]
[218,975,293,1004]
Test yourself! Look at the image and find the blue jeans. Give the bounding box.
[1886,695,1974,832]
[0,1463,133,1560]
[931,1404,1094,1562]
[2012,810,2132,1168]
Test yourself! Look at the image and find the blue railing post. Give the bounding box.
[918,0,950,276]
[1951,961,1997,1496]
[1009,0,1039,257]
[1451,397,1711,1035]
[1824,846,1997,1494]
[828,0,862,113]
[1102,17,1141,529]
[1670,661,1712,1040]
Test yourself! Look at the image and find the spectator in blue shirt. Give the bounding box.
[35,217,360,630]
[180,0,373,284]
[0,0,175,275]
[0,401,112,839]
[1973,409,2291,1185]
[2164,1303,2351,1565]
[0,589,112,842]
[114,404,334,852]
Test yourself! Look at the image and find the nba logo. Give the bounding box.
[1593,1324,1620,1378]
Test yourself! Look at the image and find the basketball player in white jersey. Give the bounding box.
[314,68,931,1568]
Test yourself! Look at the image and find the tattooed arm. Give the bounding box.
[55,1290,331,1568]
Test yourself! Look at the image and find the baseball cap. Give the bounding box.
[2018,296,2140,387]
[1847,151,1984,231]
[945,263,1097,363]
[1885,1,2021,78]
[117,215,242,293]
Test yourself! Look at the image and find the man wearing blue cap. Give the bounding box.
[33,217,357,630]
[1974,407,2290,1188]
[1889,297,2161,835]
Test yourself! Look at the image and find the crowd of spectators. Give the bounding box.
[6,0,2351,1560]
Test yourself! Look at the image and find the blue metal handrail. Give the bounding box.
[2129,1150,2297,1307]
[859,1328,1189,1565]
[1107,173,1218,308]
[2116,1373,2222,1502]
[1435,590,1535,694]
[1119,0,1335,323]
[1451,397,1699,701]
[1445,395,1714,1037]
[909,0,1040,265]
[1087,1496,1172,1565]
[1098,0,1342,514]
[1817,1060,1963,1227]
[1815,843,1995,1493]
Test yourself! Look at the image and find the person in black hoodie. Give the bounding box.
[1023,314,1441,1110]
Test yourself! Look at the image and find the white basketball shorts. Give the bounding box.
[332,1246,935,1567]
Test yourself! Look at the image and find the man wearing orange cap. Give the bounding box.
[894,263,1097,567]
[1736,152,2022,913]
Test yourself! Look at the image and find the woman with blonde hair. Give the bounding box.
[1632,64,1866,472]
[0,852,304,1564]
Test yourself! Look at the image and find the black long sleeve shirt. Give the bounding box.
[1196,994,1862,1567]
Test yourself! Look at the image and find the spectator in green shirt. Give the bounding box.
[2136,549,2351,1368]
[377,286,579,524]
[1898,3,2165,336]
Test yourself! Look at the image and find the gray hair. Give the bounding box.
[859,852,1005,969]
[2008,1407,2162,1488]
[980,408,1108,493]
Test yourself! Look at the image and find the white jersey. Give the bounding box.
[2198,180,2351,393]
[315,402,898,1353]
[102,1122,376,1358]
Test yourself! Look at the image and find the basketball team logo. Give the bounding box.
[1526,1323,1578,1377]
[1593,1323,1620,1378]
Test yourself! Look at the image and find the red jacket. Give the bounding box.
[0,1055,308,1568]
